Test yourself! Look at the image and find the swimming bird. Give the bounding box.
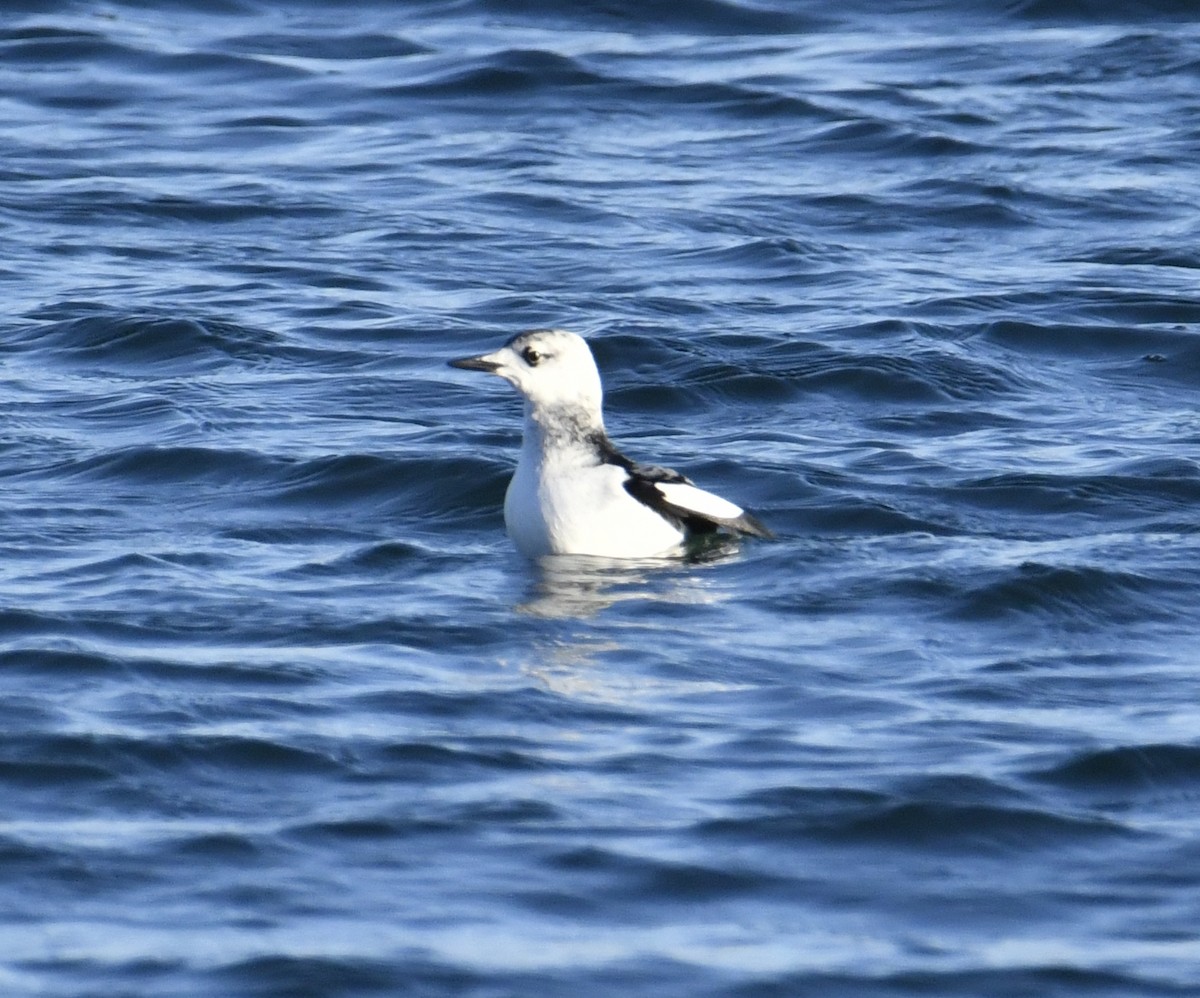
[448,329,772,558]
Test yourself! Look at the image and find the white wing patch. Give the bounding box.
[654,482,745,522]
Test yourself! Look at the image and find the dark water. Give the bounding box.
[3,1,1200,995]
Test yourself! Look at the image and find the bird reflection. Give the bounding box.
[516,535,740,620]
[515,543,755,704]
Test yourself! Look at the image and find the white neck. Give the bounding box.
[522,398,605,467]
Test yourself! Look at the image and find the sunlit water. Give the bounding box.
[2,2,1200,996]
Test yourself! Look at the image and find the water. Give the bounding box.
[2,1,1200,995]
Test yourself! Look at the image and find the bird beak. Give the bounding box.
[448,351,502,373]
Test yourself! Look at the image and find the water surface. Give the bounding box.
[2,1,1200,995]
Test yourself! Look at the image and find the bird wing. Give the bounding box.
[622,463,773,539]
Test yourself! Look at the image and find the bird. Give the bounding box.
[448,329,772,559]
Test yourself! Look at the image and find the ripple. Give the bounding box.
[12,309,289,369]
[476,0,822,34]
[954,471,1200,519]
[222,31,429,61]
[807,118,988,158]
[953,562,1185,625]
[387,49,605,98]
[699,785,1128,852]
[983,319,1200,359]
[4,3,1200,995]
[754,337,1026,403]
[1031,743,1200,793]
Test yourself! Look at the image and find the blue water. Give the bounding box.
[3,1,1200,995]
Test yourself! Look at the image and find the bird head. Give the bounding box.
[449,329,604,416]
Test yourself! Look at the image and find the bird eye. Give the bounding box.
[521,346,542,367]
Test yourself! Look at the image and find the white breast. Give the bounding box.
[505,457,684,558]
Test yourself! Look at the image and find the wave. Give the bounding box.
[222,31,429,61]
[954,469,1200,519]
[1030,743,1200,794]
[1009,0,1200,22]
[23,443,511,529]
[983,316,1200,359]
[806,118,987,158]
[1064,246,1200,271]
[394,48,605,98]
[12,309,295,370]
[952,562,1186,624]
[698,784,1127,852]
[756,335,1027,403]
[474,0,822,35]
[381,47,831,124]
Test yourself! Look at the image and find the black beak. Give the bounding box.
[448,355,500,372]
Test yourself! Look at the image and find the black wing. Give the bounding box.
[590,431,772,539]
